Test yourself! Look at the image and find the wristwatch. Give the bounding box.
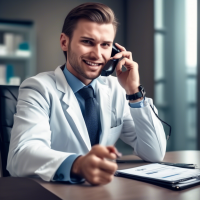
[126,85,146,101]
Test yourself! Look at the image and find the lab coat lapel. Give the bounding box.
[96,78,112,145]
[55,66,91,151]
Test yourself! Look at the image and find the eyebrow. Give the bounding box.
[80,36,112,43]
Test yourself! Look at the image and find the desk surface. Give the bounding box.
[1,151,200,200]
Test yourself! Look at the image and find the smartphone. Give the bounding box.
[101,44,120,76]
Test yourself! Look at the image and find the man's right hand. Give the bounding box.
[71,145,119,185]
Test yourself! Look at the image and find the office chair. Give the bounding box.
[0,85,19,177]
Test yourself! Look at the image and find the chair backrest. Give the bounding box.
[0,85,19,177]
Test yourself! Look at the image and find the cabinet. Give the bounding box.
[0,19,36,85]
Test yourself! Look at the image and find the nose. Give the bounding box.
[90,45,102,60]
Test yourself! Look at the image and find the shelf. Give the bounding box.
[0,83,20,86]
[0,23,32,33]
[0,54,31,60]
[0,19,36,81]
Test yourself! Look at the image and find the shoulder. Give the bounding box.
[19,71,58,104]
[22,70,55,85]
[20,71,56,91]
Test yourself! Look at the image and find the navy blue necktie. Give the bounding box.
[78,87,99,146]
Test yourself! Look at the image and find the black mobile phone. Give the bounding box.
[101,44,120,76]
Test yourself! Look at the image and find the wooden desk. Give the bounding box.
[1,151,200,200]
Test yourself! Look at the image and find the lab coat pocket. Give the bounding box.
[107,123,123,146]
[111,109,121,128]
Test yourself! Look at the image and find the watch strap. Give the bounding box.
[126,85,146,101]
[126,92,143,101]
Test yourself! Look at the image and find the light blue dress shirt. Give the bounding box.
[53,67,144,182]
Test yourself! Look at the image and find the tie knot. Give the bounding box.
[78,87,94,100]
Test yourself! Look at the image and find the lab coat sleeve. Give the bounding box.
[120,97,167,162]
[7,77,75,181]
[53,154,84,183]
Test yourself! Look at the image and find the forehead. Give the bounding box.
[72,19,115,41]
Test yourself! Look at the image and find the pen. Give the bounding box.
[159,162,198,169]
[115,152,122,159]
[107,146,122,159]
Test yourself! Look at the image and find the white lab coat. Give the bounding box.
[7,65,166,181]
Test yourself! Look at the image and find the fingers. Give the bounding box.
[115,57,138,77]
[90,145,117,160]
[112,51,133,61]
[86,157,117,185]
[112,43,133,60]
[112,43,140,95]
[98,159,118,174]
[91,168,115,185]
[76,145,120,185]
[89,146,118,173]
[115,42,126,51]
[112,43,138,79]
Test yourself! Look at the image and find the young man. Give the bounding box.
[7,3,166,185]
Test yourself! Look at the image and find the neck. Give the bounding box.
[66,63,92,85]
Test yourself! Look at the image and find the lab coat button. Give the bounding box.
[59,174,64,180]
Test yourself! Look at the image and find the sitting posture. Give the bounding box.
[7,2,166,185]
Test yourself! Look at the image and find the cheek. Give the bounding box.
[75,44,90,56]
[73,44,82,56]
[103,49,112,61]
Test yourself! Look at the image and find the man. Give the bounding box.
[7,3,166,185]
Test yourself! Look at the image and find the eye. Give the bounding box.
[82,40,93,45]
[102,43,111,47]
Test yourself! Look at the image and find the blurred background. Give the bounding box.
[0,0,199,154]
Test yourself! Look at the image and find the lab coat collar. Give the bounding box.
[55,65,91,150]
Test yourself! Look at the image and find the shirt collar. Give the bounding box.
[63,65,97,94]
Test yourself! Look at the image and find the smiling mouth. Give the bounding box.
[83,60,103,66]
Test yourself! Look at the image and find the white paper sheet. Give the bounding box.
[117,164,200,182]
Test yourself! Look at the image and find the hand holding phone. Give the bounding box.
[102,43,140,97]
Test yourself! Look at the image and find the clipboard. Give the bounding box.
[115,163,200,190]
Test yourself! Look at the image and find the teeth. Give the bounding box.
[85,60,99,66]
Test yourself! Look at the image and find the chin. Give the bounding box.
[86,71,101,80]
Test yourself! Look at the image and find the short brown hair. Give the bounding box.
[62,2,118,60]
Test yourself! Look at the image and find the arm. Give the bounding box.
[7,77,75,181]
[7,77,118,185]
[121,97,166,162]
[113,43,166,162]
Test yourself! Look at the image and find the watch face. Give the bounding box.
[139,85,146,97]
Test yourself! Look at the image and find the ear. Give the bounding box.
[60,33,69,51]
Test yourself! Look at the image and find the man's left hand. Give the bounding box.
[112,43,141,97]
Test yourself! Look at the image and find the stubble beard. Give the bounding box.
[68,44,102,81]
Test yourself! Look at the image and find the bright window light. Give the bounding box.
[154,33,164,80]
[154,0,164,29]
[185,0,197,68]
